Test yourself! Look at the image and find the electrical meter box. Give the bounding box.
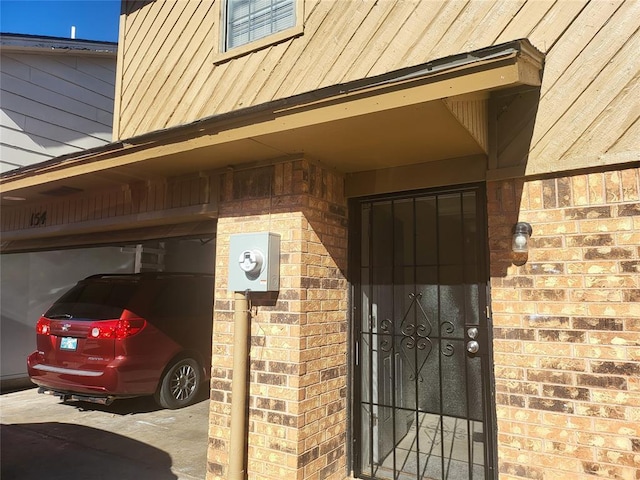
[228,232,280,292]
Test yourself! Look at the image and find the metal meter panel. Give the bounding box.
[228,232,280,292]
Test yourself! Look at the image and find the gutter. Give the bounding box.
[0,33,117,55]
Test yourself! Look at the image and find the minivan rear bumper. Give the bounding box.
[37,386,117,405]
[27,351,160,398]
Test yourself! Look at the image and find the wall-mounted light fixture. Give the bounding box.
[512,222,532,253]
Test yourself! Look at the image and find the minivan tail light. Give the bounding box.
[119,309,146,337]
[36,317,51,335]
[89,311,146,339]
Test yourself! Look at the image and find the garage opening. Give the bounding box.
[1,232,216,388]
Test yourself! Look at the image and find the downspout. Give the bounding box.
[229,291,250,480]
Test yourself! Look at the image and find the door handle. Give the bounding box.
[466,340,479,354]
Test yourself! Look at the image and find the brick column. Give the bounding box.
[207,159,349,480]
[488,166,640,479]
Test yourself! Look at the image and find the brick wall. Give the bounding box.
[207,159,349,480]
[488,166,640,480]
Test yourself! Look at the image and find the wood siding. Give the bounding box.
[1,50,116,173]
[116,0,639,177]
[0,174,213,236]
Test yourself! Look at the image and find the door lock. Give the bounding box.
[466,340,480,354]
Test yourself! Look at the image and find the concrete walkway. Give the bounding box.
[1,386,209,480]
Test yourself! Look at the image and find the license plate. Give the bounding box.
[60,337,78,351]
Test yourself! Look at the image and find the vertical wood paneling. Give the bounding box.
[88,197,96,221]
[0,176,212,233]
[76,197,83,222]
[93,193,102,220]
[155,182,166,211]
[8,207,15,230]
[444,96,489,153]
[139,184,148,213]
[81,197,88,222]
[13,207,21,230]
[180,180,190,207]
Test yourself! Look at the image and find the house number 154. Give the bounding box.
[30,211,47,227]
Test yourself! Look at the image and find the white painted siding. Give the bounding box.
[0,46,116,173]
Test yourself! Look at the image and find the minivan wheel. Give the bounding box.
[156,358,201,409]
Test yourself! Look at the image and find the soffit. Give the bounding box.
[0,40,544,207]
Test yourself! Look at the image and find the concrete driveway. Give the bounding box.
[1,386,209,480]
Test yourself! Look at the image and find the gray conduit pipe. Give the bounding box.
[229,291,250,480]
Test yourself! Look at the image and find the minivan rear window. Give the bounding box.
[45,281,138,320]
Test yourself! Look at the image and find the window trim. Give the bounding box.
[213,0,304,65]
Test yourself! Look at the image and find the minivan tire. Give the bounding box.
[155,357,202,409]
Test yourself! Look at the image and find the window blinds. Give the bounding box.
[226,0,296,50]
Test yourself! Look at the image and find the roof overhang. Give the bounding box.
[0,39,543,206]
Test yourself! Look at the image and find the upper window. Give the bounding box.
[225,0,296,50]
[215,0,303,63]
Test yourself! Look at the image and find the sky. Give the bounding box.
[0,0,120,43]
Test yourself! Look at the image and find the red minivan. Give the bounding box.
[27,273,214,409]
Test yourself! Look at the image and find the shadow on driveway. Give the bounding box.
[1,422,178,480]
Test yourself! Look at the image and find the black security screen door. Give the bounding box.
[352,185,495,480]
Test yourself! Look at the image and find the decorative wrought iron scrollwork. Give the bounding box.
[374,293,459,378]
[380,335,393,353]
[401,293,433,338]
[379,318,394,352]
[380,318,393,334]
[398,293,434,382]
[440,321,455,335]
[439,322,456,356]
[400,333,432,352]
[442,343,455,357]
